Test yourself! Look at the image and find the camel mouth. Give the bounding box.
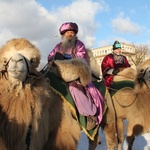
[8,70,27,80]
[8,70,25,74]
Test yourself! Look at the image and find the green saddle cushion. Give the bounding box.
[43,70,106,141]
[109,80,134,96]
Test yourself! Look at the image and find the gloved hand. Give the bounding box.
[54,52,64,60]
[64,53,72,59]
[112,69,119,75]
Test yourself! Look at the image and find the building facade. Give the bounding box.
[91,42,136,77]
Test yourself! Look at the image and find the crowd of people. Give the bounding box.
[47,21,131,130]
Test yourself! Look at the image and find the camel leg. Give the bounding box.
[54,104,81,150]
[104,122,117,150]
[116,118,124,150]
[126,135,135,150]
[102,93,118,150]
[88,131,100,150]
[126,123,141,150]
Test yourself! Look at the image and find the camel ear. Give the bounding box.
[87,49,100,77]
[54,58,92,86]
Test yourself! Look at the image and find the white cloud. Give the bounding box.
[112,14,141,34]
[98,36,133,48]
[51,0,106,47]
[0,0,107,65]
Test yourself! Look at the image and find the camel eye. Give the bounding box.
[140,69,144,73]
[3,58,7,64]
[3,58,8,66]
[30,58,34,64]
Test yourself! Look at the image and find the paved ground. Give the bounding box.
[77,124,150,150]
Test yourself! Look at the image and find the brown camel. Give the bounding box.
[104,63,150,150]
[49,50,118,150]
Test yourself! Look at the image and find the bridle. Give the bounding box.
[137,67,150,88]
[0,56,51,82]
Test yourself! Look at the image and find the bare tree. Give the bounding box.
[129,44,150,66]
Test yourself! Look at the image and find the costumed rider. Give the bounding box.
[48,22,104,130]
[101,40,131,89]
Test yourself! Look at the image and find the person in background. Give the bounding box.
[101,40,131,89]
[48,22,104,130]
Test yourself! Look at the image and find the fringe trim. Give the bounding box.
[49,85,78,120]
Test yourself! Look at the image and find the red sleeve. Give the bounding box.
[101,54,114,77]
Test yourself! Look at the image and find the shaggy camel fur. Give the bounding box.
[106,61,150,150]
[54,58,92,86]
[0,38,81,150]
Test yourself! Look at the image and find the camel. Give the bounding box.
[43,50,118,150]
[49,58,117,150]
[103,62,150,150]
[0,38,117,150]
[0,38,81,150]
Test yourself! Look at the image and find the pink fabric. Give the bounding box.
[69,82,97,116]
[69,81,104,125]
[85,82,104,124]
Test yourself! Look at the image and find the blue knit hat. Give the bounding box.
[113,41,121,50]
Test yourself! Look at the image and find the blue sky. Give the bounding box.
[0,0,150,65]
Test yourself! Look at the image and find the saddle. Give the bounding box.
[43,70,107,141]
[109,80,135,97]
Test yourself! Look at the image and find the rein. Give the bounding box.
[27,62,51,80]
[113,91,138,108]
[108,81,139,108]
[26,123,32,150]
[107,74,138,108]
[138,67,150,88]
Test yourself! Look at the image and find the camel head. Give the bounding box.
[87,49,100,78]
[136,58,150,88]
[142,67,150,83]
[0,38,41,82]
[7,53,28,81]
